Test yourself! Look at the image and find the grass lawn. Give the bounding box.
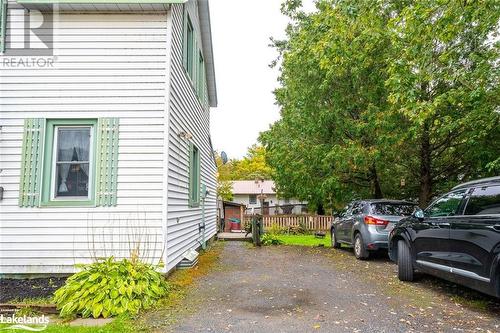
[276,234,332,247]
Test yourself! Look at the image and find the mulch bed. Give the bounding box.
[0,277,67,303]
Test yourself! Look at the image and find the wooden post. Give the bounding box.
[240,205,244,227]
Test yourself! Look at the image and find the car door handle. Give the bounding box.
[428,222,450,227]
[493,224,500,231]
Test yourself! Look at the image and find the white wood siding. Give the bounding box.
[165,2,217,272]
[0,5,169,274]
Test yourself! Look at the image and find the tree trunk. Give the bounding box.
[371,164,383,199]
[316,203,325,215]
[419,124,432,207]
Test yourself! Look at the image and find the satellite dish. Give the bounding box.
[220,151,228,165]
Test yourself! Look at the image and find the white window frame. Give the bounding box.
[50,125,94,201]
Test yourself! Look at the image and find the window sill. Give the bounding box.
[189,202,200,208]
[41,200,95,207]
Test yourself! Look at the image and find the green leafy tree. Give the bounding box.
[261,0,499,209]
[261,0,399,210]
[215,145,273,201]
[217,180,234,201]
[216,145,273,181]
[386,0,500,205]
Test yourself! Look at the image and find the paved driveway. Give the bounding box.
[169,242,500,333]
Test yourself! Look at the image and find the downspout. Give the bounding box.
[200,184,209,250]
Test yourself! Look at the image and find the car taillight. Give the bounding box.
[364,216,389,226]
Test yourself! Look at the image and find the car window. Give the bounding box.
[338,204,351,218]
[425,189,467,217]
[351,202,364,215]
[370,203,417,216]
[464,185,500,215]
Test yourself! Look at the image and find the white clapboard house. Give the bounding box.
[0,0,217,275]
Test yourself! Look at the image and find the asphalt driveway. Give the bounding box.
[167,242,500,333]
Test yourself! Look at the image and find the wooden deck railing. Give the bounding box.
[243,215,332,231]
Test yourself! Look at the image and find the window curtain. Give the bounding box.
[57,129,90,193]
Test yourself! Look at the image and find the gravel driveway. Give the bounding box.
[167,242,500,333]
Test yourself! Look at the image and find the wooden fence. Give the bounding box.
[243,215,332,232]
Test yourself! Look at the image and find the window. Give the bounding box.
[1,0,7,53]
[185,16,194,78]
[182,6,207,106]
[189,143,201,207]
[54,127,92,198]
[464,185,500,215]
[41,119,97,206]
[197,51,206,103]
[249,194,257,204]
[351,202,364,215]
[19,118,119,208]
[425,190,467,218]
[370,203,417,216]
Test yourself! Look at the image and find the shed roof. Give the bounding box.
[232,180,275,195]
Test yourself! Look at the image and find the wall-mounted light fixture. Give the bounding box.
[177,131,193,140]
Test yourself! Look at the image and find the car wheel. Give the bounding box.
[397,240,414,281]
[354,233,369,260]
[331,229,341,249]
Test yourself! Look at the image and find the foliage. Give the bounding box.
[261,233,284,246]
[216,145,273,202]
[268,223,286,235]
[216,145,273,182]
[216,180,233,201]
[261,0,500,209]
[289,221,308,235]
[54,257,169,319]
[385,0,500,204]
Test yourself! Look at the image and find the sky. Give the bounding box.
[209,0,315,159]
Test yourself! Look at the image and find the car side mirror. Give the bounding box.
[413,207,425,221]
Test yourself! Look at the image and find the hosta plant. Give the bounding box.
[54,257,169,318]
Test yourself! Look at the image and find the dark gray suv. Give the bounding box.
[331,200,418,259]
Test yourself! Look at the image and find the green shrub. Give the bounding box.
[54,257,169,318]
[261,233,283,246]
[268,223,285,235]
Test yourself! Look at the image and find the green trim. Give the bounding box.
[0,0,7,54]
[181,5,208,107]
[185,15,194,79]
[188,142,200,207]
[95,118,119,207]
[40,119,97,207]
[19,119,45,207]
[17,0,185,4]
[197,51,206,105]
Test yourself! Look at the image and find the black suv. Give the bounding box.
[388,177,500,297]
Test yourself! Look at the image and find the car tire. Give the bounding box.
[353,233,369,260]
[397,240,414,281]
[331,229,341,249]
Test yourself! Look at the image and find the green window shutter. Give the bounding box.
[0,0,7,53]
[95,118,119,207]
[19,119,45,207]
[188,142,200,207]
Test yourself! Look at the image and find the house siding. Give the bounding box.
[0,4,169,274]
[165,2,217,272]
